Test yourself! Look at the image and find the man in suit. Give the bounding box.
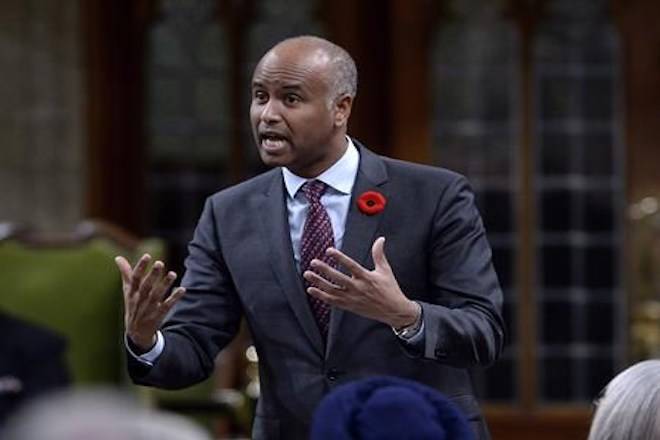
[117,35,504,439]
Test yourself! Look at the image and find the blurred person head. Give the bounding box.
[589,359,660,440]
[0,310,70,427]
[310,376,474,440]
[3,388,211,440]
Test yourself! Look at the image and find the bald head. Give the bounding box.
[261,36,358,100]
[250,35,355,176]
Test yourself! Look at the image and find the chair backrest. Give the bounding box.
[0,221,164,385]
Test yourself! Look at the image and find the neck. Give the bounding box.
[297,136,349,178]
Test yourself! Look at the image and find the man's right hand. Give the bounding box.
[114,254,186,353]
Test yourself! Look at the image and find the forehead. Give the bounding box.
[252,48,331,93]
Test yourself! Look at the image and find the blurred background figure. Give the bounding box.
[311,376,475,440]
[0,310,70,428]
[588,359,660,440]
[3,388,212,440]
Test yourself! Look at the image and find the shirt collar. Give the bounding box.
[282,137,359,199]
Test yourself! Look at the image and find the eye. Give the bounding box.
[284,94,302,105]
[253,90,268,104]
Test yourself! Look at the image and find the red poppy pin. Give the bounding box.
[357,191,387,215]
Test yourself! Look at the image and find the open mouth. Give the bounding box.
[260,132,289,151]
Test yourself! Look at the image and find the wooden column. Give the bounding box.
[81,0,151,235]
[387,0,435,164]
[325,0,392,154]
[618,0,660,202]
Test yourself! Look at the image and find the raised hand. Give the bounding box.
[114,254,185,352]
[302,237,419,329]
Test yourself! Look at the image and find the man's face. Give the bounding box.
[250,46,346,178]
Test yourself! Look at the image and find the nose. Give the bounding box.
[260,99,282,125]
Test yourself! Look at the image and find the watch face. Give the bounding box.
[393,304,422,339]
[394,326,411,338]
[396,319,421,339]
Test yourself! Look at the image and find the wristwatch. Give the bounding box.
[392,302,423,340]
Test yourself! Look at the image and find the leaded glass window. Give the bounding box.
[430,0,625,406]
[430,0,520,403]
[145,0,231,268]
[534,0,625,403]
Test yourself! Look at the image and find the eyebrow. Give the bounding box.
[252,80,305,91]
[281,84,303,91]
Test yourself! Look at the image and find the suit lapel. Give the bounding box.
[326,144,389,357]
[257,172,324,356]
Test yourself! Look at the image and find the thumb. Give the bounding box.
[371,236,391,271]
[114,256,132,285]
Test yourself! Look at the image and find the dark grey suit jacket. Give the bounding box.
[128,141,505,439]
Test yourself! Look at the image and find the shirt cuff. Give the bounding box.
[125,331,165,366]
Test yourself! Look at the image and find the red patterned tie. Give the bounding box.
[300,180,335,339]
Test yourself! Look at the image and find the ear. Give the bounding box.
[333,94,353,128]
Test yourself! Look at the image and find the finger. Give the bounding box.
[130,254,152,295]
[325,248,368,277]
[303,270,348,293]
[309,259,353,286]
[149,271,178,305]
[114,256,133,286]
[307,286,339,305]
[132,253,152,273]
[160,287,186,313]
[138,260,164,300]
[371,236,391,271]
[132,262,165,319]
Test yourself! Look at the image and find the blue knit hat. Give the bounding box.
[310,376,474,440]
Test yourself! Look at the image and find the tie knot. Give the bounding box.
[301,180,327,203]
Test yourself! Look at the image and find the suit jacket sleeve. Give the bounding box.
[412,174,505,367]
[128,197,243,389]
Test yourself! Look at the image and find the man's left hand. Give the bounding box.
[303,236,419,329]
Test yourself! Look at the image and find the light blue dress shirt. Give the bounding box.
[282,138,359,269]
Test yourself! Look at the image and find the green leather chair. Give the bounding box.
[0,221,163,386]
[0,221,248,436]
